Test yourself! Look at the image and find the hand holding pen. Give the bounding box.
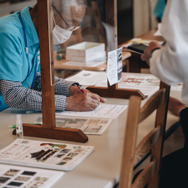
[77,85,86,93]
[69,83,85,95]
[67,83,105,111]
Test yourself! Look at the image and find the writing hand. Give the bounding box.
[69,85,82,95]
[85,89,105,103]
[66,92,101,111]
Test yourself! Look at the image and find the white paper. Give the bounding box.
[117,73,160,97]
[107,47,122,86]
[57,103,127,119]
[0,139,94,172]
[0,164,64,188]
[34,116,112,135]
[171,83,183,91]
[65,70,161,97]
[65,70,106,86]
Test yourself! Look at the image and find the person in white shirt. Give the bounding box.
[142,0,188,106]
[142,1,188,187]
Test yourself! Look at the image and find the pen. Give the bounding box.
[71,83,86,93]
[80,88,85,93]
[78,85,86,93]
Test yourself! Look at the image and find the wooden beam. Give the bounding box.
[38,0,56,128]
[23,0,88,143]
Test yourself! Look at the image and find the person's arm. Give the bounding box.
[142,0,188,85]
[0,80,105,112]
[33,73,76,96]
[0,80,66,111]
[168,96,187,116]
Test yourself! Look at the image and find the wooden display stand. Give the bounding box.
[87,82,146,100]
[22,0,88,143]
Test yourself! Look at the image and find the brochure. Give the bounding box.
[0,164,64,188]
[34,116,112,135]
[0,139,94,172]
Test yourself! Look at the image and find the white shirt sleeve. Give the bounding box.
[150,0,188,84]
[150,0,188,104]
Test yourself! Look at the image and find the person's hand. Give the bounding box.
[65,91,104,111]
[69,85,82,96]
[141,41,162,65]
[168,96,187,116]
[85,89,105,103]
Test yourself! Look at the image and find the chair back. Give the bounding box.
[119,82,170,188]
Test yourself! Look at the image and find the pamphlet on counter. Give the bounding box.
[65,70,160,97]
[34,116,112,135]
[0,164,64,188]
[0,139,94,172]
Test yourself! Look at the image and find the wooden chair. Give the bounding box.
[118,82,170,188]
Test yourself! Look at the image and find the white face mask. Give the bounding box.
[53,24,72,45]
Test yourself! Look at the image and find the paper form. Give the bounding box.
[57,103,127,119]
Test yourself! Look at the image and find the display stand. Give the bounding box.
[22,0,88,143]
[87,82,146,100]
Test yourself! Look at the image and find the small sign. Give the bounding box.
[107,47,122,86]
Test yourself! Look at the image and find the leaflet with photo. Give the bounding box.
[0,164,64,188]
[34,116,112,135]
[0,139,94,172]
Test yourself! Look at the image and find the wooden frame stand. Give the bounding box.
[23,0,88,143]
[87,82,146,100]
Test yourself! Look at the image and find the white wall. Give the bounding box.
[133,0,157,36]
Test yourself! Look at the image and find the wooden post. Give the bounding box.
[23,0,88,143]
[38,0,56,128]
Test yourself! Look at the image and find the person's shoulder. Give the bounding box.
[0,12,22,37]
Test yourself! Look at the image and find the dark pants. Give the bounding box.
[160,148,188,188]
[160,108,188,188]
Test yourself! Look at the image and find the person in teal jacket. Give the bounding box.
[0,0,104,112]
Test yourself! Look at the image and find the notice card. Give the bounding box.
[0,164,64,188]
[107,47,122,86]
[0,139,94,172]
